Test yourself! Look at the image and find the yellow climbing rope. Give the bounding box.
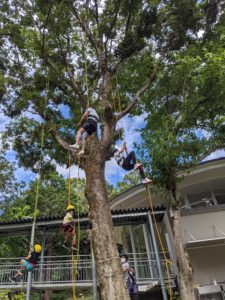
[67,152,82,300]
[30,72,49,247]
[146,184,173,300]
[83,32,89,109]
[112,77,124,141]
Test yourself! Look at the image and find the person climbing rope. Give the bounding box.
[9,244,42,282]
[113,142,152,184]
[70,107,99,155]
[120,254,139,300]
[62,204,77,250]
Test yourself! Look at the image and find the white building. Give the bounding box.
[111,158,225,299]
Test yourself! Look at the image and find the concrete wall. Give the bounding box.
[181,208,225,243]
[188,245,225,285]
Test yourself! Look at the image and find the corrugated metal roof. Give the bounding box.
[0,207,166,237]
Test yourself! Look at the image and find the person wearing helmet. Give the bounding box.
[70,107,99,156]
[9,244,41,283]
[120,254,139,300]
[62,204,77,250]
[113,142,152,185]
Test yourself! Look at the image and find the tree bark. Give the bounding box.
[84,141,130,300]
[172,208,196,300]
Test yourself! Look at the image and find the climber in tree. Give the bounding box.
[70,107,99,155]
[62,204,77,250]
[9,244,42,282]
[113,142,152,184]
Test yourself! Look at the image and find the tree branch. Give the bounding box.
[116,67,158,120]
[56,35,87,109]
[68,1,100,58]
[174,97,211,134]
[116,33,175,120]
[49,123,71,152]
[104,1,120,46]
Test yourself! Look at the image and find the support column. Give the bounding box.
[91,240,98,300]
[142,224,154,279]
[38,235,45,300]
[26,222,36,300]
[147,211,168,300]
[165,233,177,277]
[129,226,139,279]
[39,235,46,282]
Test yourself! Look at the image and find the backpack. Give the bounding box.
[127,268,138,294]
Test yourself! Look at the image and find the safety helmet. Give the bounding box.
[66,204,75,211]
[34,244,42,253]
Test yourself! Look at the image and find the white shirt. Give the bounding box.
[63,212,73,224]
[122,261,130,281]
[114,150,124,167]
[86,108,99,121]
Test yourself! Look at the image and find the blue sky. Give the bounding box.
[0,107,147,186]
[1,107,225,188]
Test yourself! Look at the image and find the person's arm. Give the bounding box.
[119,142,128,155]
[78,110,89,127]
[122,266,130,273]
[26,250,32,260]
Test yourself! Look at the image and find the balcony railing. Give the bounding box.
[0,253,176,289]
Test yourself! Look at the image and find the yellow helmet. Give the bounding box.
[34,244,42,253]
[66,204,75,211]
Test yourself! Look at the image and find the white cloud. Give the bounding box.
[203,150,225,162]
[105,158,126,182]
[116,113,147,150]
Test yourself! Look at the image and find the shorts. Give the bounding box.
[62,222,74,233]
[22,260,34,272]
[82,119,97,136]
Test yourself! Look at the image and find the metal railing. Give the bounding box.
[0,253,176,289]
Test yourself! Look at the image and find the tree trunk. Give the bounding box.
[173,207,196,300]
[84,144,130,300]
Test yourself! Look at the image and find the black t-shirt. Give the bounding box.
[28,252,40,264]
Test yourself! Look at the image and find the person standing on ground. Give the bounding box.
[121,254,139,300]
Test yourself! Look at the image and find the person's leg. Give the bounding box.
[64,231,70,244]
[72,231,77,247]
[139,166,146,180]
[20,259,24,270]
[82,133,89,149]
[130,293,139,300]
[138,166,152,184]
[75,127,85,145]
[13,260,25,279]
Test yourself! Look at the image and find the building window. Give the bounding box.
[214,189,225,205]
[188,191,214,209]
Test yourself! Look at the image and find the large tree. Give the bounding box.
[138,7,225,298]
[0,0,223,299]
